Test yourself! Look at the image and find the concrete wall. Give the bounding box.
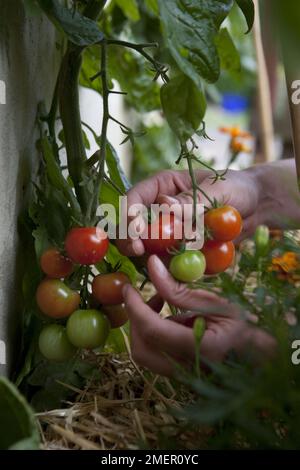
[0,1,58,377]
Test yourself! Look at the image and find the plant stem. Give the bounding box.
[47,75,60,161]
[106,39,167,81]
[87,40,110,222]
[57,0,106,216]
[186,152,199,223]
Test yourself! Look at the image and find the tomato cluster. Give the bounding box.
[143,205,242,283]
[36,227,129,362]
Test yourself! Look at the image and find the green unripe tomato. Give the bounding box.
[39,324,77,362]
[66,309,110,349]
[254,225,270,257]
[169,250,206,283]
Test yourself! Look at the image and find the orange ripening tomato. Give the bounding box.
[92,272,130,306]
[201,240,235,275]
[40,247,74,279]
[36,279,80,318]
[204,205,242,241]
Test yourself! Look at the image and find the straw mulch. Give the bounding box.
[36,348,210,450]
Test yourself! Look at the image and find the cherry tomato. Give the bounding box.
[201,240,235,274]
[40,247,74,279]
[66,309,110,349]
[39,324,77,362]
[36,279,80,318]
[169,250,206,282]
[103,304,129,328]
[65,227,109,265]
[142,214,182,256]
[204,205,242,241]
[92,272,130,306]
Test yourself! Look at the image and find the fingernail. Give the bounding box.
[150,255,167,276]
[157,194,178,205]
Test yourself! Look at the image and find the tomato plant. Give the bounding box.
[103,304,129,329]
[201,240,235,275]
[40,247,74,279]
[142,214,182,256]
[65,227,109,265]
[36,279,80,318]
[170,250,206,282]
[38,324,77,362]
[66,309,110,349]
[92,272,130,305]
[204,205,242,242]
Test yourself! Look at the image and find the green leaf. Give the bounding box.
[96,244,137,284]
[37,0,104,46]
[145,0,159,16]
[28,358,100,411]
[0,377,40,450]
[235,0,255,33]
[106,327,127,353]
[115,0,140,22]
[23,0,42,16]
[108,47,161,112]
[100,181,121,218]
[158,0,234,85]
[39,136,81,216]
[160,74,206,141]
[106,142,131,193]
[215,28,241,75]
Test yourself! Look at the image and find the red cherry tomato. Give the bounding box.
[92,272,130,305]
[40,247,74,279]
[103,304,129,328]
[142,214,182,256]
[65,227,109,265]
[201,240,235,274]
[204,205,242,242]
[36,279,80,318]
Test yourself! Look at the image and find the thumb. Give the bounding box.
[147,255,235,317]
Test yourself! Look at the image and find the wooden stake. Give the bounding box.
[253,0,275,162]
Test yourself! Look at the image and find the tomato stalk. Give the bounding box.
[87,39,110,222]
[57,0,107,217]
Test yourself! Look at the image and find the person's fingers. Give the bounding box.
[147,255,237,317]
[123,285,196,360]
[126,170,194,210]
[129,322,175,376]
[195,170,259,219]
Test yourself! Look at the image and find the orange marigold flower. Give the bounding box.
[230,139,251,154]
[270,251,300,273]
[219,126,252,139]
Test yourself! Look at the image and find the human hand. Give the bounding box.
[123,255,276,377]
[117,167,261,257]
